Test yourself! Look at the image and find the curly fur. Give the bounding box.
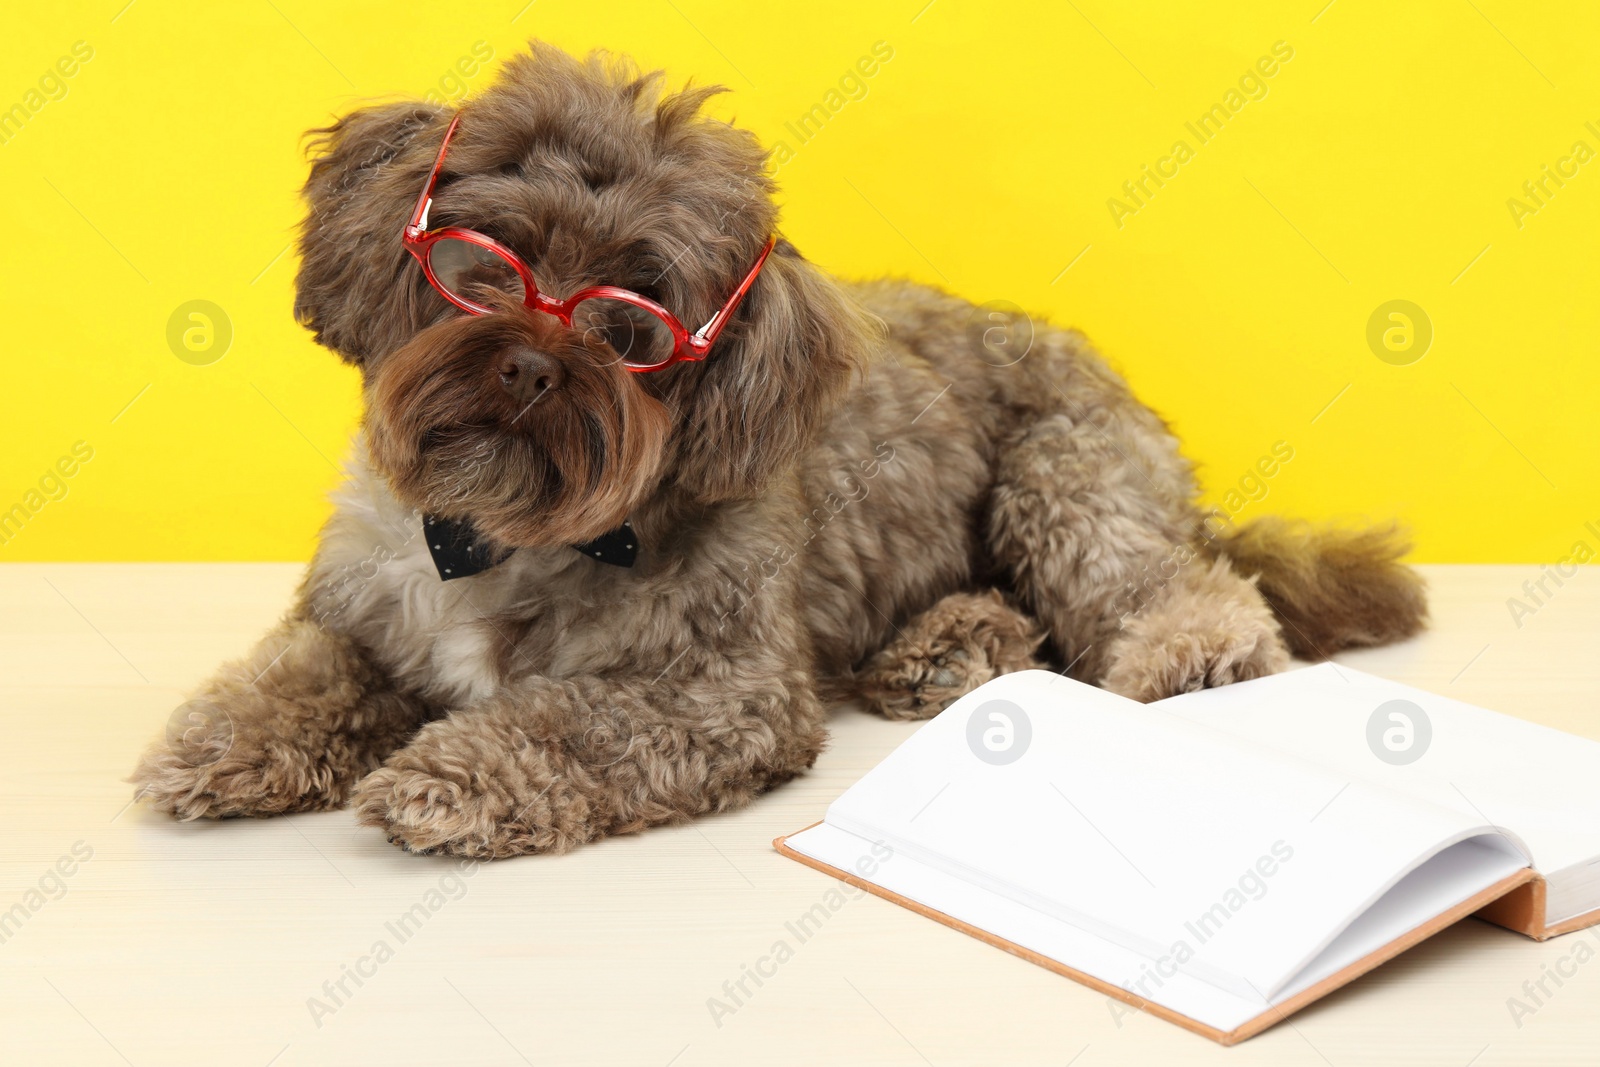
[1213,517,1428,658]
[130,42,1427,856]
[855,591,1046,721]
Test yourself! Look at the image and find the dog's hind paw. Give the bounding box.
[1098,559,1290,702]
[856,590,1045,720]
[1100,624,1288,703]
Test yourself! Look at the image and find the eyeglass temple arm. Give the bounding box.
[405,113,463,238]
[692,235,777,346]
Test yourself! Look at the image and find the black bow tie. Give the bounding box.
[423,515,638,580]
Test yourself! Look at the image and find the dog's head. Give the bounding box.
[295,43,873,547]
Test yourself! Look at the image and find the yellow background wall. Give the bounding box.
[2,0,1596,561]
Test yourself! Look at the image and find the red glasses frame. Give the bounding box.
[402,113,775,372]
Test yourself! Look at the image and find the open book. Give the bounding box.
[776,665,1600,1044]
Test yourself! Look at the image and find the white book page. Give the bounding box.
[1157,665,1600,921]
[1273,837,1526,1000]
[785,821,1280,1034]
[784,823,1526,1035]
[820,671,1524,1000]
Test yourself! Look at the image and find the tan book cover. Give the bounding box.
[775,825,1544,1045]
[776,665,1600,1043]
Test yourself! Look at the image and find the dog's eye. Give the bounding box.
[498,160,524,179]
[574,299,677,367]
[428,238,528,305]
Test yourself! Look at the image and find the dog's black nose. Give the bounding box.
[497,346,564,404]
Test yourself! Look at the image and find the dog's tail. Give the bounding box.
[1212,517,1428,659]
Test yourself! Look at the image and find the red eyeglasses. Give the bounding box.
[403,113,775,371]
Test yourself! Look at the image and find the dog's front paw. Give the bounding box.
[130,698,353,819]
[353,715,599,858]
[131,620,426,820]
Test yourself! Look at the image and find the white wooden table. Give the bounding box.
[1,563,1596,1066]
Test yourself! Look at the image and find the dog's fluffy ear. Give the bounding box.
[295,101,447,366]
[671,246,879,502]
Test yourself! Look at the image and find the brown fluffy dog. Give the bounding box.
[131,44,1426,857]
